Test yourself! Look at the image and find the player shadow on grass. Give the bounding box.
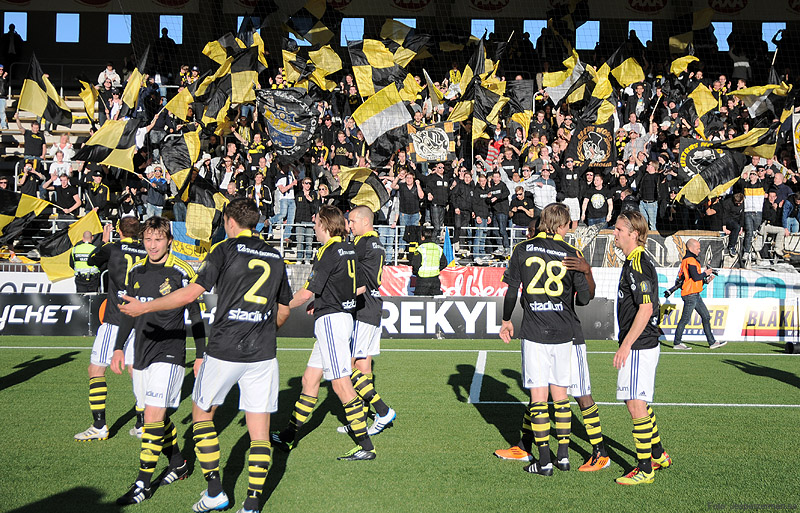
[499,368,636,467]
[722,360,800,390]
[5,487,122,513]
[0,351,80,392]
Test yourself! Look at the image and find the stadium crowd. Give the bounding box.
[4,24,800,263]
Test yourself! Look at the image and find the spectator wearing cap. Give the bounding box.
[0,63,7,129]
[97,61,121,88]
[144,165,169,220]
[760,187,788,258]
[84,169,109,218]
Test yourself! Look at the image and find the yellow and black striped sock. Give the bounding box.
[531,401,551,466]
[136,421,164,487]
[352,370,390,417]
[344,397,373,451]
[192,420,222,496]
[647,405,664,458]
[580,402,607,456]
[89,377,107,429]
[281,393,317,441]
[520,402,534,452]
[135,405,145,429]
[161,418,183,467]
[632,415,653,473]
[553,399,571,460]
[243,440,271,511]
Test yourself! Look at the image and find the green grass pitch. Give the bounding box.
[1,337,798,513]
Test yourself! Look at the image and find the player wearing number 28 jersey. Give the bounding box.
[499,203,592,476]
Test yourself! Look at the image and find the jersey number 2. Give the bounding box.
[244,259,271,305]
[524,256,566,296]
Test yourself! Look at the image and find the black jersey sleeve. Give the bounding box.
[87,242,111,268]
[305,251,333,295]
[630,264,656,306]
[193,241,225,292]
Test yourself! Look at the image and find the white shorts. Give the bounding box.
[91,323,135,367]
[568,343,592,398]
[132,362,184,409]
[308,312,354,381]
[193,355,279,413]
[563,197,581,221]
[351,320,381,359]
[521,339,572,389]
[616,346,660,403]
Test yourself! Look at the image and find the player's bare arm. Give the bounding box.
[120,282,205,317]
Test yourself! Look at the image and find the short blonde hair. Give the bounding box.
[538,203,570,235]
[618,210,649,247]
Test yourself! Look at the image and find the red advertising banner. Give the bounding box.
[380,265,508,296]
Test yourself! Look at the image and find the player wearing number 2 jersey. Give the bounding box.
[499,203,592,476]
[74,217,147,442]
[120,198,292,513]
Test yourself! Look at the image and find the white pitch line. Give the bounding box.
[0,346,796,357]
[467,350,487,404]
[476,401,800,408]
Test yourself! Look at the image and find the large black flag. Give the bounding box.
[565,118,616,168]
[255,88,318,160]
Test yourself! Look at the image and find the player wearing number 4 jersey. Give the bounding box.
[74,217,147,442]
[272,205,376,461]
[613,210,672,486]
[120,199,292,513]
[498,204,592,476]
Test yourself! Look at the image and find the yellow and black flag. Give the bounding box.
[423,68,443,108]
[506,79,536,138]
[76,74,99,123]
[669,8,714,55]
[18,53,72,127]
[347,39,407,97]
[716,121,780,159]
[678,81,718,139]
[579,63,617,125]
[543,50,584,105]
[607,43,644,88]
[339,167,390,213]
[186,177,228,242]
[197,61,234,126]
[160,127,202,176]
[0,190,52,245]
[282,37,315,84]
[72,118,140,171]
[379,20,431,68]
[285,0,342,46]
[676,150,747,206]
[165,70,213,121]
[203,30,268,70]
[256,87,319,159]
[546,0,590,42]
[457,34,486,96]
[731,83,792,120]
[670,55,699,77]
[472,80,509,142]
[119,46,149,119]
[565,117,617,168]
[38,211,103,282]
[352,82,411,145]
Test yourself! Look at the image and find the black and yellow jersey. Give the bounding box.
[502,233,588,344]
[88,238,147,326]
[194,230,292,363]
[304,236,357,319]
[123,254,201,370]
[617,245,661,350]
[354,231,385,327]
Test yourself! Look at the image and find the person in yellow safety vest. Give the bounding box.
[411,226,448,296]
[670,238,725,350]
[71,230,101,293]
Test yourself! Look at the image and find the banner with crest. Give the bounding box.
[407,122,459,163]
[255,87,318,160]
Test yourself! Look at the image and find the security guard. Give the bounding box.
[71,230,101,293]
[411,226,448,296]
[671,238,724,350]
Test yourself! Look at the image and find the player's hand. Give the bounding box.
[563,255,591,274]
[193,358,203,377]
[119,295,146,317]
[613,345,630,369]
[110,349,125,375]
[306,301,315,315]
[499,320,514,344]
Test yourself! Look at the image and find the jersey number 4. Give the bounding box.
[244,259,271,305]
[524,256,566,296]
